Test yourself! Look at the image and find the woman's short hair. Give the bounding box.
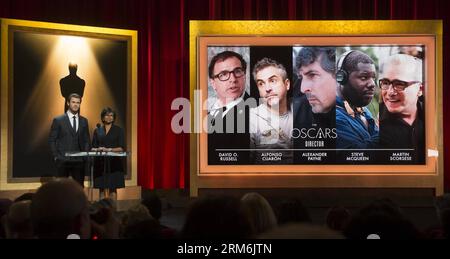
[101,107,116,123]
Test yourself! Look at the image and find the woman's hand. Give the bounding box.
[92,147,106,151]
[92,147,111,152]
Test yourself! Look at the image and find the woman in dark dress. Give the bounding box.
[91,107,126,200]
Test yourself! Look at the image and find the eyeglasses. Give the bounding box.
[379,79,420,91]
[213,67,245,81]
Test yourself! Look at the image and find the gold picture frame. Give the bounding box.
[189,20,443,197]
[1,18,138,190]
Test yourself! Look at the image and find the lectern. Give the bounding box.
[65,151,128,200]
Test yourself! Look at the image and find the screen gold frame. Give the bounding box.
[0,18,138,190]
[190,20,443,197]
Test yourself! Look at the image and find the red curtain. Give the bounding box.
[1,0,449,190]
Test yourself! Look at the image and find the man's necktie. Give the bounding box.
[211,107,226,127]
[72,115,77,132]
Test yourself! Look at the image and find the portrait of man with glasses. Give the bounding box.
[207,49,253,164]
[379,53,425,164]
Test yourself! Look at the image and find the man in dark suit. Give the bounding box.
[49,93,90,186]
[207,51,253,164]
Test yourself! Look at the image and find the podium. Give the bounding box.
[65,151,128,200]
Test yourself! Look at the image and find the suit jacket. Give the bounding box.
[48,113,91,162]
[208,94,252,165]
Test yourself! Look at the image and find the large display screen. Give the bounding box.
[206,44,426,165]
[197,36,436,172]
[188,20,442,197]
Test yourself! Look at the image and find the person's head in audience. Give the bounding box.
[122,203,153,229]
[30,178,91,239]
[0,199,13,238]
[326,206,351,232]
[240,192,277,236]
[5,200,33,239]
[258,223,344,239]
[141,192,177,238]
[123,219,162,239]
[181,196,252,239]
[0,199,12,218]
[435,194,450,239]
[14,193,35,203]
[343,198,421,239]
[141,192,162,220]
[276,198,311,225]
